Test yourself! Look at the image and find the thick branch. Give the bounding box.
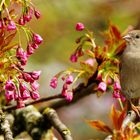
[43,108,73,140]
[0,110,13,140]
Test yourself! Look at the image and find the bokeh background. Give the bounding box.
[25,0,140,139]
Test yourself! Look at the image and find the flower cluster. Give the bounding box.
[50,22,126,103]
[0,0,43,108]
[50,74,74,102]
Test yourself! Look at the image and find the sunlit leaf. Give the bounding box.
[86,120,113,134]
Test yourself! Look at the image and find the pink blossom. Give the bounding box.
[31,43,38,49]
[20,52,28,65]
[18,17,25,25]
[30,91,40,100]
[21,90,30,100]
[16,48,28,65]
[50,77,58,89]
[19,83,26,93]
[27,43,34,55]
[76,22,85,31]
[70,54,77,62]
[107,77,113,85]
[5,80,16,91]
[61,83,68,96]
[31,81,40,91]
[7,20,16,31]
[5,91,15,102]
[120,95,126,102]
[23,14,32,22]
[30,71,41,80]
[113,90,120,98]
[85,58,95,67]
[65,91,73,102]
[16,99,25,109]
[33,33,43,45]
[97,82,107,92]
[16,47,24,58]
[34,10,41,19]
[113,81,121,90]
[66,75,73,84]
[22,73,34,83]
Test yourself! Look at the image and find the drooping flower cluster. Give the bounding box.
[0,0,43,108]
[50,74,74,102]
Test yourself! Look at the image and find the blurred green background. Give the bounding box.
[25,0,140,139]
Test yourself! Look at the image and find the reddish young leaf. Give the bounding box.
[110,24,122,41]
[117,106,127,130]
[114,41,126,55]
[110,105,121,130]
[87,120,113,134]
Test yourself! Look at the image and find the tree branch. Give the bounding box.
[43,108,73,140]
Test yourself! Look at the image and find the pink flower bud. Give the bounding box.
[22,73,34,83]
[31,43,38,49]
[27,43,34,55]
[16,99,25,109]
[114,82,121,90]
[31,81,39,91]
[113,90,120,98]
[22,90,30,100]
[23,14,32,22]
[107,77,113,85]
[96,73,102,81]
[85,58,95,67]
[20,52,28,65]
[7,20,16,31]
[18,17,25,25]
[70,54,77,62]
[50,77,58,89]
[30,71,41,80]
[16,47,24,58]
[33,33,43,45]
[65,91,73,102]
[30,91,40,100]
[5,80,16,91]
[34,10,41,19]
[76,22,85,31]
[5,91,15,102]
[19,83,26,93]
[120,95,126,102]
[0,20,3,29]
[16,48,28,65]
[66,75,73,84]
[97,82,107,92]
[61,84,68,96]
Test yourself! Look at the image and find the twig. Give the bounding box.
[49,83,97,109]
[3,94,63,112]
[0,110,13,140]
[3,83,97,112]
[43,108,73,140]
